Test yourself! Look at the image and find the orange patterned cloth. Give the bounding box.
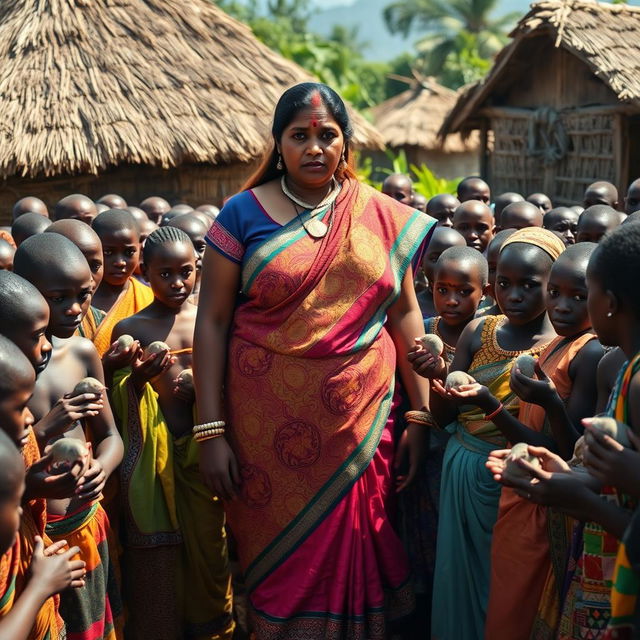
[486,332,597,640]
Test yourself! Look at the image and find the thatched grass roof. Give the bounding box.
[441,0,640,136]
[0,0,383,179]
[372,78,478,153]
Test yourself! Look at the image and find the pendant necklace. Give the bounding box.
[280,176,341,239]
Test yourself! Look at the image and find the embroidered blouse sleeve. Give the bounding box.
[205,197,245,264]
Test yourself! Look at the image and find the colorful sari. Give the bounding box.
[46,503,124,640]
[559,354,639,640]
[485,332,597,640]
[92,279,153,357]
[111,369,234,640]
[16,429,64,640]
[431,315,551,640]
[209,180,433,638]
[77,306,107,341]
[603,353,640,640]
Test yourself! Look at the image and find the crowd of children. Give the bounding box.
[0,172,638,640]
[383,172,640,639]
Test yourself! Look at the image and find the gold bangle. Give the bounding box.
[195,432,225,443]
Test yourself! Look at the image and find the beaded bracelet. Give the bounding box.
[194,427,225,438]
[484,402,504,422]
[193,420,226,434]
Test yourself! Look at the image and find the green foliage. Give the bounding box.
[383,0,517,89]
[358,150,458,199]
[213,0,397,109]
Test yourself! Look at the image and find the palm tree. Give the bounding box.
[383,0,518,77]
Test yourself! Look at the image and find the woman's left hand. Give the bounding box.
[395,422,428,492]
[583,420,640,499]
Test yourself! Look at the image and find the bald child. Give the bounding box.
[12,197,48,221]
[543,207,579,246]
[500,201,543,231]
[494,192,523,222]
[427,194,460,227]
[11,212,51,247]
[576,205,620,243]
[139,196,171,225]
[381,174,413,205]
[97,194,127,210]
[452,200,494,253]
[583,181,619,209]
[53,194,98,225]
[624,178,640,215]
[457,177,490,204]
[526,193,552,213]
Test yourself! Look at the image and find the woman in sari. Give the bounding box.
[193,83,435,639]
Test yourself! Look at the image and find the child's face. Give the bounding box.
[9,304,52,375]
[145,242,196,309]
[428,197,459,227]
[99,228,140,286]
[453,204,494,253]
[501,205,543,231]
[82,243,104,292]
[486,242,502,299]
[0,380,35,450]
[37,267,93,338]
[433,261,486,327]
[495,246,550,326]
[67,202,98,225]
[0,476,24,556]
[546,258,590,336]
[545,210,578,246]
[625,185,640,215]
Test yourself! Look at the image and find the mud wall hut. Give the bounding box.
[0,0,383,222]
[440,0,640,205]
[370,78,479,180]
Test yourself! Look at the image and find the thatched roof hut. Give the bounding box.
[0,0,383,219]
[440,0,640,204]
[370,78,479,179]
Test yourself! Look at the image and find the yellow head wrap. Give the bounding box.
[499,227,566,261]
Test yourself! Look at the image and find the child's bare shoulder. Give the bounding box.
[67,335,100,365]
[112,311,151,341]
[572,338,604,371]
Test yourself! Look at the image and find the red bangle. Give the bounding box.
[485,402,504,422]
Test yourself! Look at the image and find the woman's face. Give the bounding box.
[279,101,344,190]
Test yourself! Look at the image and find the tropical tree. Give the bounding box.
[383,0,518,86]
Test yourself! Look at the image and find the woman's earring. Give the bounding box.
[607,312,613,317]
[276,155,283,170]
[340,153,346,167]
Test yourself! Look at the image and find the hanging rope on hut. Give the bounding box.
[527,107,569,165]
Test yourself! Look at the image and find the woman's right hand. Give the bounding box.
[29,537,86,598]
[199,437,241,501]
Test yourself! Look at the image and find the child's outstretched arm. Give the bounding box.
[76,341,124,503]
[0,537,85,640]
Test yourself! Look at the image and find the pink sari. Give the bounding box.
[222,180,434,638]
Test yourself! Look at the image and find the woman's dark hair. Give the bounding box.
[588,223,640,318]
[244,83,357,189]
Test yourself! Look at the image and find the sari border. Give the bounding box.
[244,382,395,593]
[242,207,330,293]
[353,210,435,352]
